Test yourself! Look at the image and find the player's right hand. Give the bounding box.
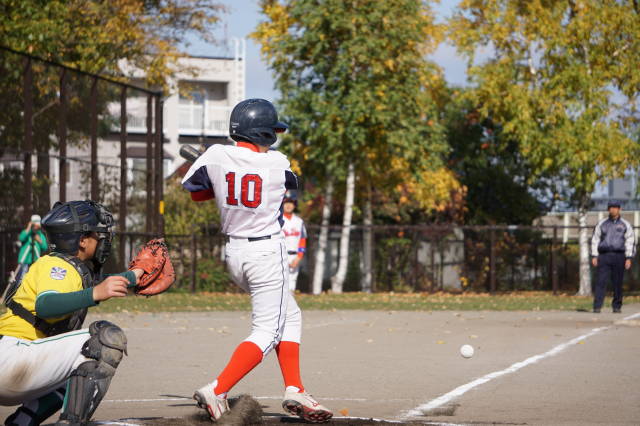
[591,257,598,267]
[93,276,129,302]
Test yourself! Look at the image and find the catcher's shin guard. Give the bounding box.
[56,321,127,425]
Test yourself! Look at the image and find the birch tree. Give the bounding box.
[254,0,447,293]
[450,0,640,295]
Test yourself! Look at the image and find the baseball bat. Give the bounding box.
[179,144,202,163]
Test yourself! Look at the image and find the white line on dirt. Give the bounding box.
[104,396,414,403]
[403,311,640,419]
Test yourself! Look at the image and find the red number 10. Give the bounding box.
[225,172,263,208]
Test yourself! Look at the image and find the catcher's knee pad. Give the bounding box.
[57,321,126,424]
[81,320,128,367]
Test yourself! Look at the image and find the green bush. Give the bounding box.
[172,257,232,292]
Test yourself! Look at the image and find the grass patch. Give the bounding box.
[2,292,638,315]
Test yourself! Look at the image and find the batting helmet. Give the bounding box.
[42,200,115,265]
[229,98,288,146]
[283,190,298,207]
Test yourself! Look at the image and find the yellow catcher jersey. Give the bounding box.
[0,255,82,340]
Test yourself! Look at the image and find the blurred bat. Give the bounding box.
[179,144,202,163]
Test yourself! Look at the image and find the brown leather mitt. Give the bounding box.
[129,238,176,295]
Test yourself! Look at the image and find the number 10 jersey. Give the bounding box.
[181,143,298,238]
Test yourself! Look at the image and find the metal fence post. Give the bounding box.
[552,226,559,294]
[190,234,197,293]
[489,229,497,293]
[58,68,68,202]
[23,57,33,222]
[154,96,164,236]
[119,87,127,268]
[145,94,154,234]
[90,77,99,201]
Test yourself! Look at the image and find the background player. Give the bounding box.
[282,191,307,292]
[0,201,140,425]
[182,98,333,423]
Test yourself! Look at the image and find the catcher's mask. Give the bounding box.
[42,200,115,265]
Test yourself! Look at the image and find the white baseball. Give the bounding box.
[460,344,474,358]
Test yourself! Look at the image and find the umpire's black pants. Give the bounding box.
[594,252,625,311]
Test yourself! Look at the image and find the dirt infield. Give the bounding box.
[2,306,639,425]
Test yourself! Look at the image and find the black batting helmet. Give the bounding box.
[229,98,288,146]
[42,200,115,264]
[283,190,298,207]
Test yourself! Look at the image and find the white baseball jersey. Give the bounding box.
[181,143,298,238]
[282,214,307,254]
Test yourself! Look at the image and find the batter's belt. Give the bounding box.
[226,234,279,243]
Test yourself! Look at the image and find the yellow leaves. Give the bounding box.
[384,59,395,71]
[251,2,295,59]
[397,164,464,213]
[289,157,303,176]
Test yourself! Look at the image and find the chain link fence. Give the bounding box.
[0,46,165,242]
[3,225,638,296]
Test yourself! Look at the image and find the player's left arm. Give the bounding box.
[297,222,307,260]
[285,169,298,190]
[35,270,142,319]
[182,150,216,202]
[624,220,635,264]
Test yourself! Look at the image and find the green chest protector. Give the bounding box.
[5,252,97,337]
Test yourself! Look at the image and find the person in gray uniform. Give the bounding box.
[591,200,636,313]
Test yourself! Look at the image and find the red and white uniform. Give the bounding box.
[182,142,301,354]
[282,213,306,291]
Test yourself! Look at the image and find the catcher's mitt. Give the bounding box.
[129,238,175,296]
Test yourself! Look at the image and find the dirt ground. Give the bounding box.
[2,306,639,425]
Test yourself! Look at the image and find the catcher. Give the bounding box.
[0,200,174,425]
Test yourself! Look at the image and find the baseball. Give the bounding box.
[460,344,474,358]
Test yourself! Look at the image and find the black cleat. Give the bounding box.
[593,308,601,313]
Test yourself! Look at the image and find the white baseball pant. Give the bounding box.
[225,235,302,356]
[0,330,90,406]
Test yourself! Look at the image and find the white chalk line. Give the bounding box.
[96,416,464,426]
[105,395,413,403]
[304,319,368,329]
[403,311,640,419]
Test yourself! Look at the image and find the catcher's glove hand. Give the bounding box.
[129,238,175,295]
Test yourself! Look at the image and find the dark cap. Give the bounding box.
[607,200,621,208]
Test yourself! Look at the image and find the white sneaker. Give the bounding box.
[193,383,229,422]
[282,388,333,423]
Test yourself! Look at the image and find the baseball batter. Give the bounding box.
[182,98,332,423]
[282,191,307,292]
[0,201,137,425]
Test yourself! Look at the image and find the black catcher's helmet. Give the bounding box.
[41,200,115,265]
[229,98,288,146]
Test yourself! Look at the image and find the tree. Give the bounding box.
[444,92,554,225]
[163,176,220,235]
[0,0,224,220]
[254,0,447,293]
[450,0,640,295]
[0,0,223,85]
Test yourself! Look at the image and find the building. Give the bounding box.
[46,40,246,204]
[537,172,640,242]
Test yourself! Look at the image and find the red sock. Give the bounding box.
[214,341,263,395]
[276,341,304,392]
